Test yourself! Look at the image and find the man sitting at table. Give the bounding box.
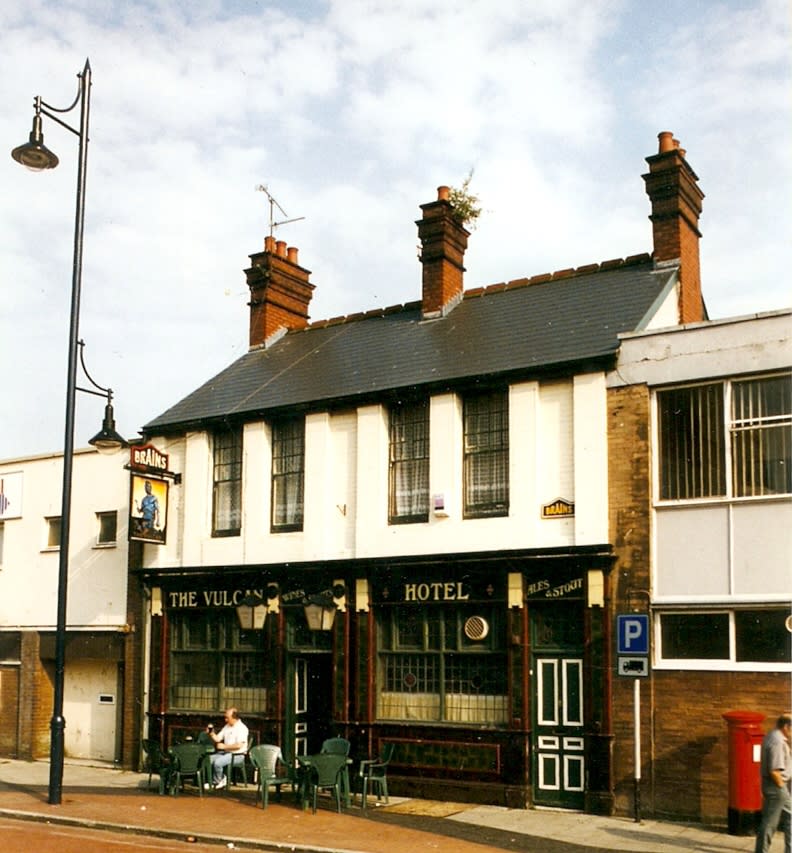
[205,707,249,790]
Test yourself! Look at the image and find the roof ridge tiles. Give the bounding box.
[298,255,655,331]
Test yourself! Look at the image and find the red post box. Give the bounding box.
[722,710,765,835]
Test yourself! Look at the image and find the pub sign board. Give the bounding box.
[129,474,168,544]
[129,443,170,544]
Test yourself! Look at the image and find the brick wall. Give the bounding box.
[608,383,653,816]
[645,670,791,824]
[19,631,54,759]
[607,383,792,823]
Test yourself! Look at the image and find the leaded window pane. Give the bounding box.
[377,605,508,725]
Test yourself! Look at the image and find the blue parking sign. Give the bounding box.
[617,614,649,655]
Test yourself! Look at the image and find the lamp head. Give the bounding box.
[11,114,59,171]
[89,402,128,455]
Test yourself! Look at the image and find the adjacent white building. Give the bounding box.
[0,447,132,762]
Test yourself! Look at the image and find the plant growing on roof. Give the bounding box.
[448,170,482,229]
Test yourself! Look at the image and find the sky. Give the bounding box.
[1,0,790,460]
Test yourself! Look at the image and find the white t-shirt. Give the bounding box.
[217,718,249,750]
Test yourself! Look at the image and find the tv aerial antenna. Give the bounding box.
[256,184,305,240]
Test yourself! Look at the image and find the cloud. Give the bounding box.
[1,0,789,459]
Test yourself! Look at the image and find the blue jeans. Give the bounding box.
[755,787,791,853]
[209,751,234,784]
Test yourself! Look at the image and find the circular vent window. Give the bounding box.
[464,615,489,641]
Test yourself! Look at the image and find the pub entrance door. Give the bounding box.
[531,606,585,809]
[287,653,333,758]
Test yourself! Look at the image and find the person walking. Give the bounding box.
[755,712,792,853]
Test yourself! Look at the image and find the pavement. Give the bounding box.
[0,757,783,853]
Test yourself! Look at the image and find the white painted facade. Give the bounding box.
[0,448,130,628]
[142,373,610,573]
[0,447,130,761]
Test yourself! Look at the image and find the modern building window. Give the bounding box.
[731,375,792,496]
[169,610,267,711]
[96,510,118,545]
[271,417,305,532]
[46,516,61,549]
[389,399,429,523]
[212,426,242,536]
[463,390,509,517]
[377,604,508,724]
[658,608,791,668]
[657,373,791,501]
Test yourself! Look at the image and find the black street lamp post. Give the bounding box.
[11,59,126,805]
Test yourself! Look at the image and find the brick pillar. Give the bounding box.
[416,186,469,318]
[643,131,705,324]
[608,383,653,817]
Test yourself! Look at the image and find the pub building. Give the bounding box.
[136,136,705,812]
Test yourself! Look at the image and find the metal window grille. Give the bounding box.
[658,375,791,501]
[389,400,430,522]
[463,391,509,516]
[169,613,267,711]
[271,417,305,530]
[658,384,725,499]
[212,426,242,534]
[731,375,792,496]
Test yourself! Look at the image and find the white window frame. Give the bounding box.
[654,372,791,506]
[95,510,118,547]
[654,608,792,672]
[44,516,61,551]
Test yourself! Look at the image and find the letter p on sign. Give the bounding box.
[617,614,649,655]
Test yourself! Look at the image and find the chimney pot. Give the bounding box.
[246,240,314,348]
[658,131,675,153]
[437,185,450,201]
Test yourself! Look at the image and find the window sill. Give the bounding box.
[653,660,792,672]
[93,542,117,549]
[655,494,792,509]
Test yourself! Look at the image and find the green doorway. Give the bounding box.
[531,606,585,809]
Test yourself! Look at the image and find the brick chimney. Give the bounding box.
[643,131,706,323]
[245,236,315,348]
[416,186,470,318]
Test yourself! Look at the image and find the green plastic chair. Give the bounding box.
[359,742,394,808]
[249,744,296,808]
[227,734,255,787]
[141,739,170,794]
[304,753,347,813]
[320,737,350,756]
[167,743,210,796]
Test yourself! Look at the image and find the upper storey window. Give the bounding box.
[271,417,305,532]
[389,399,429,524]
[658,373,791,501]
[463,390,509,518]
[212,425,242,536]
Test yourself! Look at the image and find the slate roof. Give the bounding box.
[145,254,674,434]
